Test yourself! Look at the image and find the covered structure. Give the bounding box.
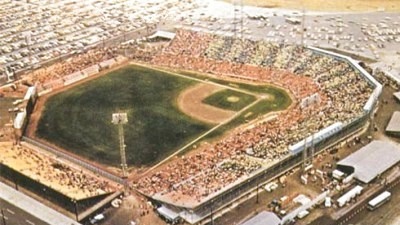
[240,211,281,225]
[337,140,400,183]
[393,92,400,102]
[156,205,181,224]
[148,31,176,41]
[386,111,400,136]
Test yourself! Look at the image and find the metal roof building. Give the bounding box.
[386,111,400,135]
[240,211,281,225]
[148,31,176,40]
[337,140,400,183]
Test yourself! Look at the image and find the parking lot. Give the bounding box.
[0,0,201,81]
[2,0,400,85]
[165,1,400,81]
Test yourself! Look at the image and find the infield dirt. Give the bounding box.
[177,83,236,124]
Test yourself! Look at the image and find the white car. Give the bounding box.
[264,182,278,192]
[90,214,105,224]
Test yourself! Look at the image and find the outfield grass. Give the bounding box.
[202,89,257,111]
[178,70,284,95]
[37,65,292,167]
[203,87,291,138]
[37,65,211,166]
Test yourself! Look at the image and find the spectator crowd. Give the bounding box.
[1,144,116,199]
[134,29,373,205]
[24,48,117,90]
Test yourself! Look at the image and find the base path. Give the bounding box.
[177,83,236,124]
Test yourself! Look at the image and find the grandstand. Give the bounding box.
[0,142,119,218]
[134,30,382,224]
[0,142,116,200]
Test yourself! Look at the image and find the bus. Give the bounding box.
[367,191,391,210]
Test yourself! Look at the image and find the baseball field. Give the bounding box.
[35,65,291,167]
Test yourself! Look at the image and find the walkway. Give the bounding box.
[0,182,81,225]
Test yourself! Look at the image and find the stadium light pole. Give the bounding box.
[112,112,129,178]
[112,112,130,195]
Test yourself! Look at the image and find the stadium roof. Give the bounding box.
[386,111,400,133]
[156,205,180,222]
[337,140,400,183]
[393,92,400,102]
[240,211,281,225]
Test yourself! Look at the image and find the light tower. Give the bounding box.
[112,112,128,178]
[232,0,244,39]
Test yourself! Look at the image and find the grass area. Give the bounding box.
[222,0,400,12]
[37,65,293,167]
[176,70,292,155]
[177,69,292,130]
[0,97,16,127]
[37,65,211,166]
[202,89,257,111]
[206,87,292,137]
[178,70,285,95]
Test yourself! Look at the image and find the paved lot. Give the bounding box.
[0,0,200,79]
[2,0,400,83]
[171,1,400,79]
[0,198,49,225]
[0,182,81,225]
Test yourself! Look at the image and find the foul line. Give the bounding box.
[142,98,262,176]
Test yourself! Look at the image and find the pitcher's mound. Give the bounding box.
[227,96,240,103]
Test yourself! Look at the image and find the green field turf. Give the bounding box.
[202,89,257,111]
[37,65,292,167]
[36,65,211,166]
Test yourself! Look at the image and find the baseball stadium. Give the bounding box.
[130,30,382,224]
[5,0,400,224]
[0,26,381,224]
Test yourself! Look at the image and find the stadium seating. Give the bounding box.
[135,30,373,204]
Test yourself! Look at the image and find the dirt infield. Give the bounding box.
[229,0,400,12]
[177,83,237,124]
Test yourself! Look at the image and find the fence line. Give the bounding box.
[22,136,125,185]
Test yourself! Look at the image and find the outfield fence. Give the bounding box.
[21,136,126,185]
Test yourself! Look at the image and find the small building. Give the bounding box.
[148,31,176,41]
[285,17,301,25]
[240,211,281,225]
[99,58,116,70]
[386,111,400,136]
[337,140,400,183]
[23,86,37,103]
[337,185,363,207]
[156,205,181,224]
